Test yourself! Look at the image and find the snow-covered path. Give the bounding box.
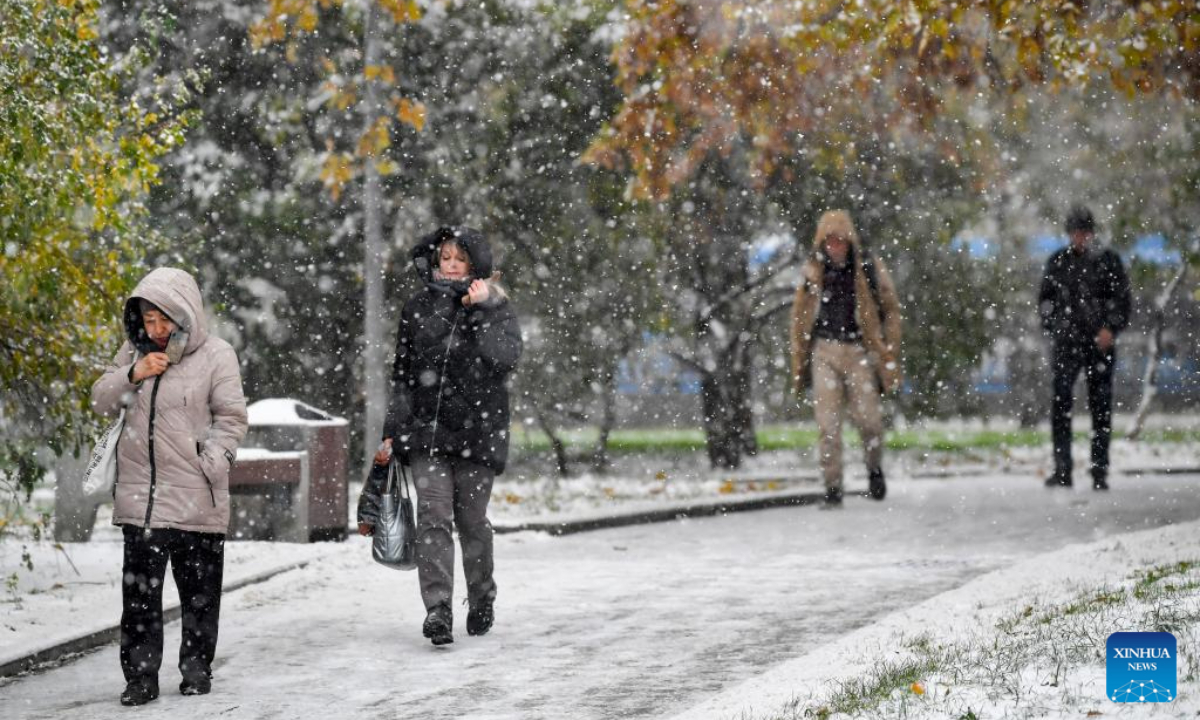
[5,472,1200,720]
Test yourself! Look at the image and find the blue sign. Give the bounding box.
[1107,631,1176,703]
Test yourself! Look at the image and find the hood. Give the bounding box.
[811,210,864,255]
[122,267,209,356]
[410,226,495,295]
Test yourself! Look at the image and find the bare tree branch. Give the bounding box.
[699,252,800,325]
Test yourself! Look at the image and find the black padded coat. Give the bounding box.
[382,227,522,474]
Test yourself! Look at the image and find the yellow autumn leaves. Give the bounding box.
[588,0,1200,200]
[718,479,784,494]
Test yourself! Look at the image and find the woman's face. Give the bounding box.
[142,308,176,349]
[438,242,471,281]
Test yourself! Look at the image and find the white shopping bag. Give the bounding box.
[82,410,124,498]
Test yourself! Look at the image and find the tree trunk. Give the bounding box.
[701,344,756,469]
[591,358,618,473]
[360,4,389,475]
[1129,263,1188,440]
[52,451,96,542]
[733,352,758,457]
[535,409,571,477]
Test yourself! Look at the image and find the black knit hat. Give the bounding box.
[1065,205,1096,234]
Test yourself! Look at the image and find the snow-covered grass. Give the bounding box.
[674,520,1200,720]
[787,562,1200,719]
[496,417,1200,522]
[491,429,1200,523]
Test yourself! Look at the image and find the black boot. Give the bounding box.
[868,468,887,501]
[120,677,159,706]
[819,488,843,510]
[1092,471,1109,491]
[180,659,212,696]
[467,596,494,637]
[423,603,454,646]
[180,673,212,696]
[1044,471,1072,488]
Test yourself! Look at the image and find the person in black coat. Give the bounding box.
[1038,206,1132,490]
[359,226,522,646]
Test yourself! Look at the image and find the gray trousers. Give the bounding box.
[410,455,496,611]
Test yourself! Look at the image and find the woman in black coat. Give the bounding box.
[359,226,522,646]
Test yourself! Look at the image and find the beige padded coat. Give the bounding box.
[91,268,248,534]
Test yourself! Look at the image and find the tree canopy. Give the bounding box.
[0,0,190,494]
[586,0,1200,199]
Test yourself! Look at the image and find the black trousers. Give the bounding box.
[1051,342,1115,479]
[120,526,225,682]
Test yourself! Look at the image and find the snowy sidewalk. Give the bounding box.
[4,471,1200,719]
[0,534,329,676]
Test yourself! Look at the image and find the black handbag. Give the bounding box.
[372,460,417,571]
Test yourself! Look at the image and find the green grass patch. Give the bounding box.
[511,426,710,454]
[1136,428,1200,443]
[1134,560,1200,600]
[513,424,1200,456]
[884,428,1045,452]
[1047,589,1127,622]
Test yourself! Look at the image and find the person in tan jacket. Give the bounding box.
[791,211,902,507]
[91,267,247,705]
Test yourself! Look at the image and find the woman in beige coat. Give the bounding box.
[91,267,247,706]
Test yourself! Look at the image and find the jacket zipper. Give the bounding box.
[428,309,462,459]
[142,375,163,529]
